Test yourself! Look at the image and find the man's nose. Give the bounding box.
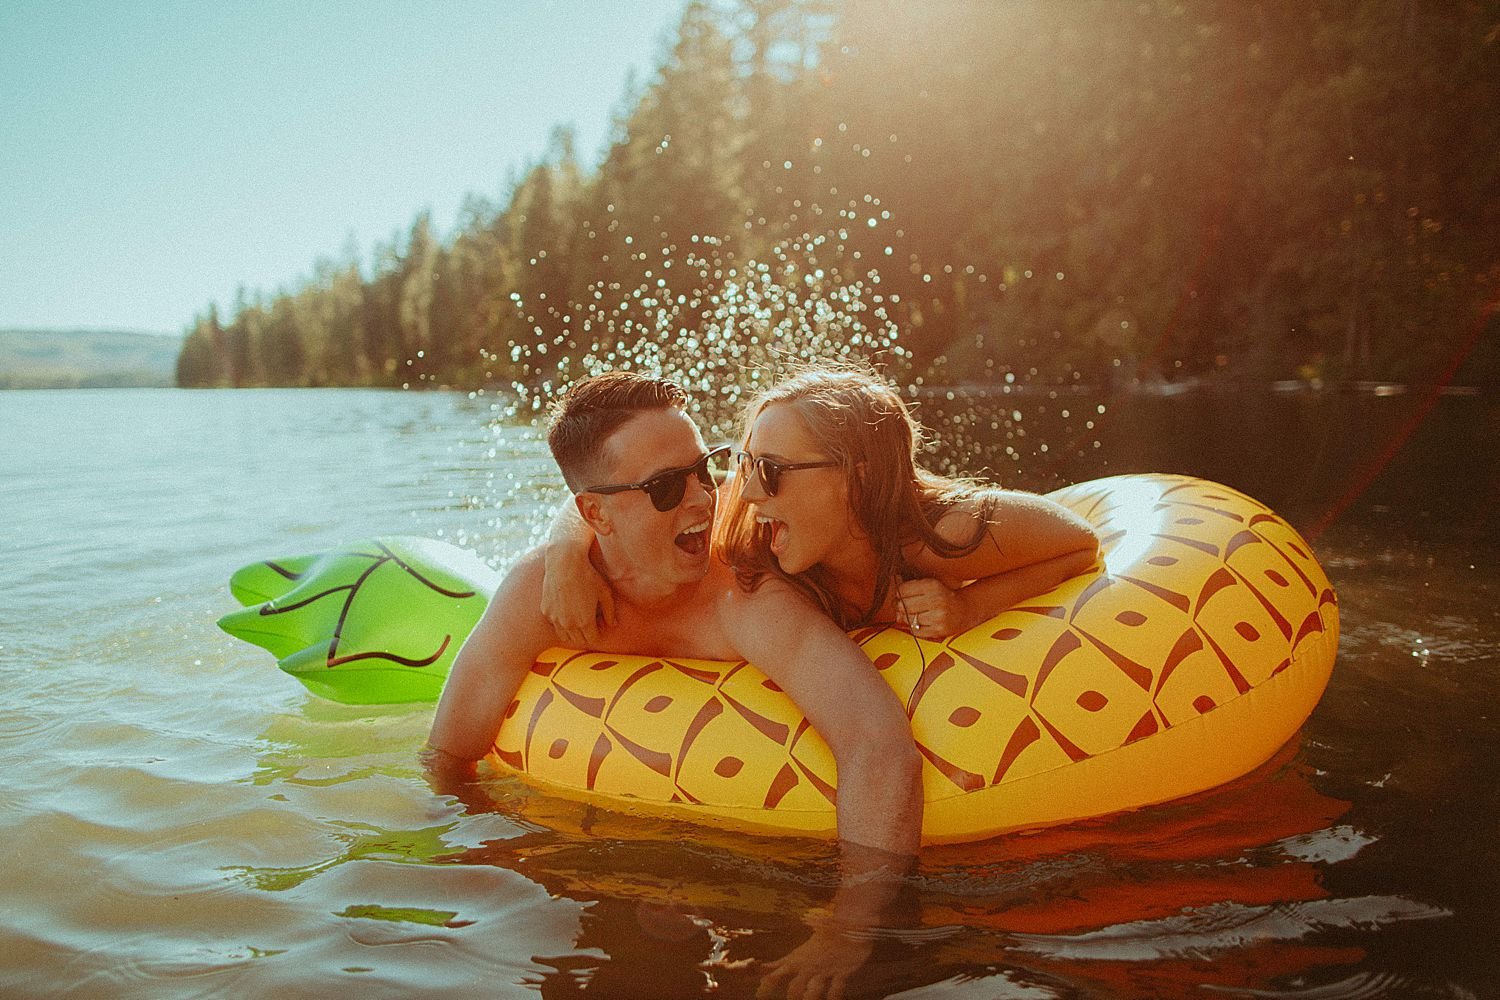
[684,475,715,510]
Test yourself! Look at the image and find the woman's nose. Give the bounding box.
[733,459,767,503]
[738,473,767,503]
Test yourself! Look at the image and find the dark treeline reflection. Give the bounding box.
[177,0,1500,393]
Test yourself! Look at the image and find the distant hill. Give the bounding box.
[0,329,183,389]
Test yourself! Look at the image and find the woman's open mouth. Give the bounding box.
[755,515,789,557]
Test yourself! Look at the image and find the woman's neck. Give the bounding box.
[821,539,891,621]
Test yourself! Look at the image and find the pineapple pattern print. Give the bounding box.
[221,475,1338,842]
[494,474,1339,841]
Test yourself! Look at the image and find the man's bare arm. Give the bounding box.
[719,581,923,857]
[723,583,921,998]
[427,549,558,783]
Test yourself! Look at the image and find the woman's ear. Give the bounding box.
[850,460,869,503]
[575,492,613,536]
[843,460,872,541]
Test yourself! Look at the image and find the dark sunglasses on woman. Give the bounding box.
[582,446,732,512]
[734,451,839,498]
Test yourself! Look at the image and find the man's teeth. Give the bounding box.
[681,521,708,535]
[756,516,773,526]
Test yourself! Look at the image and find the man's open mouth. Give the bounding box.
[675,519,709,555]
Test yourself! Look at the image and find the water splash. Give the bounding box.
[463,179,1116,501]
[500,232,910,442]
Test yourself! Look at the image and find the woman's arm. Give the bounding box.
[539,497,615,647]
[895,546,1099,637]
[897,491,1100,638]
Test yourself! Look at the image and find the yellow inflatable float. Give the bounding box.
[221,473,1338,844]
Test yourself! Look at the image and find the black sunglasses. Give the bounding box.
[583,446,731,512]
[734,451,839,497]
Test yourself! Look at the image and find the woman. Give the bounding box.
[543,364,1099,644]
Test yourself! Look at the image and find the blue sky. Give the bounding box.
[0,1,688,333]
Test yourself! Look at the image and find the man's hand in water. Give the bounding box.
[757,842,915,1000]
[418,744,496,816]
[757,920,874,1000]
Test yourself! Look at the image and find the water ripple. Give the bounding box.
[1009,896,1449,962]
[1205,969,1466,999]
[1274,825,1377,865]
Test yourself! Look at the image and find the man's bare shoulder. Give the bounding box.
[481,547,552,623]
[502,545,547,585]
[714,572,821,635]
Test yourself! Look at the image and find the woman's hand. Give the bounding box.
[540,496,615,648]
[893,577,974,639]
[540,544,615,648]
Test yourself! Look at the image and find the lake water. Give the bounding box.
[2,386,1496,999]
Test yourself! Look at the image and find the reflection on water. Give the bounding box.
[417,746,1451,999]
[1,387,1496,998]
[435,751,1360,997]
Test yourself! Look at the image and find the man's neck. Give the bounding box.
[591,543,716,612]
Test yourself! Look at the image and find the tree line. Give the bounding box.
[176,0,1500,392]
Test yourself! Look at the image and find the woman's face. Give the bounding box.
[738,402,861,575]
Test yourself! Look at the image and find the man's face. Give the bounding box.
[583,408,716,586]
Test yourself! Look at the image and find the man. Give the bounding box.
[426,369,921,857]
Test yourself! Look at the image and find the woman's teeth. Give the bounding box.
[756,516,790,557]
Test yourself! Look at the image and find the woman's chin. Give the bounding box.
[772,548,812,575]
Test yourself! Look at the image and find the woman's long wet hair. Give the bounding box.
[714,364,996,629]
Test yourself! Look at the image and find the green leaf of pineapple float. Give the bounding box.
[219,537,500,704]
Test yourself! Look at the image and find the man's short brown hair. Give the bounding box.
[547,371,689,491]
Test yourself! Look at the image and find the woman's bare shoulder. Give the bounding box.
[906,488,1091,577]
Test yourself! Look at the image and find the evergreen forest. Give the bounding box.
[175,0,1500,395]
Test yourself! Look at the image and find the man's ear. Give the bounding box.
[575,491,613,535]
